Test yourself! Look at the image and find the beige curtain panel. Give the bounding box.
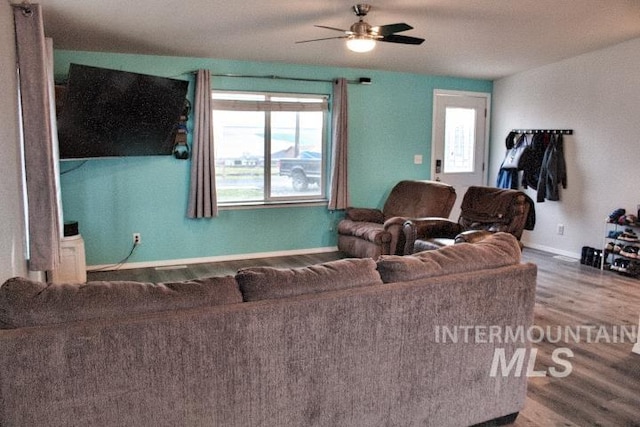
[328,78,350,210]
[187,69,218,218]
[13,4,61,271]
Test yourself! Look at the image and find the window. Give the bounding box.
[443,107,476,173]
[212,91,328,205]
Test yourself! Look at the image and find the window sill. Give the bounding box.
[218,199,328,211]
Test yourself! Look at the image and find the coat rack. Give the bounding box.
[511,129,573,135]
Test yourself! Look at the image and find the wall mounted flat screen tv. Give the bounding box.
[57,63,189,159]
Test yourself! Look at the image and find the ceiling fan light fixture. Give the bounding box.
[346,36,376,53]
[297,4,424,51]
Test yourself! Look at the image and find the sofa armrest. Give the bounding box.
[403,218,462,254]
[383,216,410,255]
[383,216,407,229]
[345,207,384,223]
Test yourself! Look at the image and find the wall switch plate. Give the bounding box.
[414,154,423,165]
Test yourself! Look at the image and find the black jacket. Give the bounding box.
[521,133,547,189]
[536,134,567,202]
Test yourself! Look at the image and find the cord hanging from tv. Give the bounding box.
[57,64,189,159]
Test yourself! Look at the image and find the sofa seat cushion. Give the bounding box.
[0,276,242,329]
[236,258,383,302]
[337,220,390,244]
[376,232,521,283]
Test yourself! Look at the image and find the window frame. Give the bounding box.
[212,90,329,208]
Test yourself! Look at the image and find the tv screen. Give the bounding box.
[57,64,189,159]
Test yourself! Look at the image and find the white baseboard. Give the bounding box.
[90,241,581,272]
[521,241,580,260]
[88,246,340,272]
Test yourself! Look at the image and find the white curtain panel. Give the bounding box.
[328,78,350,210]
[13,4,61,271]
[187,69,218,218]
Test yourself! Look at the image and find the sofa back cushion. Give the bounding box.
[0,276,242,329]
[236,258,382,302]
[376,232,521,283]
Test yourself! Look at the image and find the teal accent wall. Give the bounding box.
[55,50,492,266]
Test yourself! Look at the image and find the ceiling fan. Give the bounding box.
[296,4,425,53]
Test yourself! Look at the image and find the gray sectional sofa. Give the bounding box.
[0,233,536,427]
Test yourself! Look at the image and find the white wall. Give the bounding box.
[491,37,640,257]
[0,3,28,282]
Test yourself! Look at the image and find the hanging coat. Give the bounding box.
[521,133,547,189]
[536,134,567,202]
[496,131,521,189]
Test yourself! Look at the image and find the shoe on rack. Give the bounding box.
[608,208,626,223]
[605,242,622,254]
[618,229,639,242]
[620,246,639,258]
[618,259,631,273]
[608,230,623,239]
[610,258,622,271]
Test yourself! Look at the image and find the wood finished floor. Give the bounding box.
[87,248,640,427]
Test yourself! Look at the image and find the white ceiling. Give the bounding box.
[37,0,640,80]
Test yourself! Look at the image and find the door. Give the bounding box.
[432,90,490,217]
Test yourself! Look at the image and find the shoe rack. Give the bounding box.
[602,219,640,277]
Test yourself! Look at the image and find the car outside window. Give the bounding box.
[212,91,328,205]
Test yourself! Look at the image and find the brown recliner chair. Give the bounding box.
[403,186,535,254]
[337,180,456,259]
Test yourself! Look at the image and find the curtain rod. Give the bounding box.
[512,129,573,135]
[207,73,372,85]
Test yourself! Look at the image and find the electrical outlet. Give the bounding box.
[133,233,141,245]
[557,224,564,235]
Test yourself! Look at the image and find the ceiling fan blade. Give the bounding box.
[373,23,413,36]
[295,36,348,44]
[314,25,350,33]
[380,34,425,45]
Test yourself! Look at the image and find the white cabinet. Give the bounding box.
[50,235,87,284]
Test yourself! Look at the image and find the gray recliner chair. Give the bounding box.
[337,180,457,259]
